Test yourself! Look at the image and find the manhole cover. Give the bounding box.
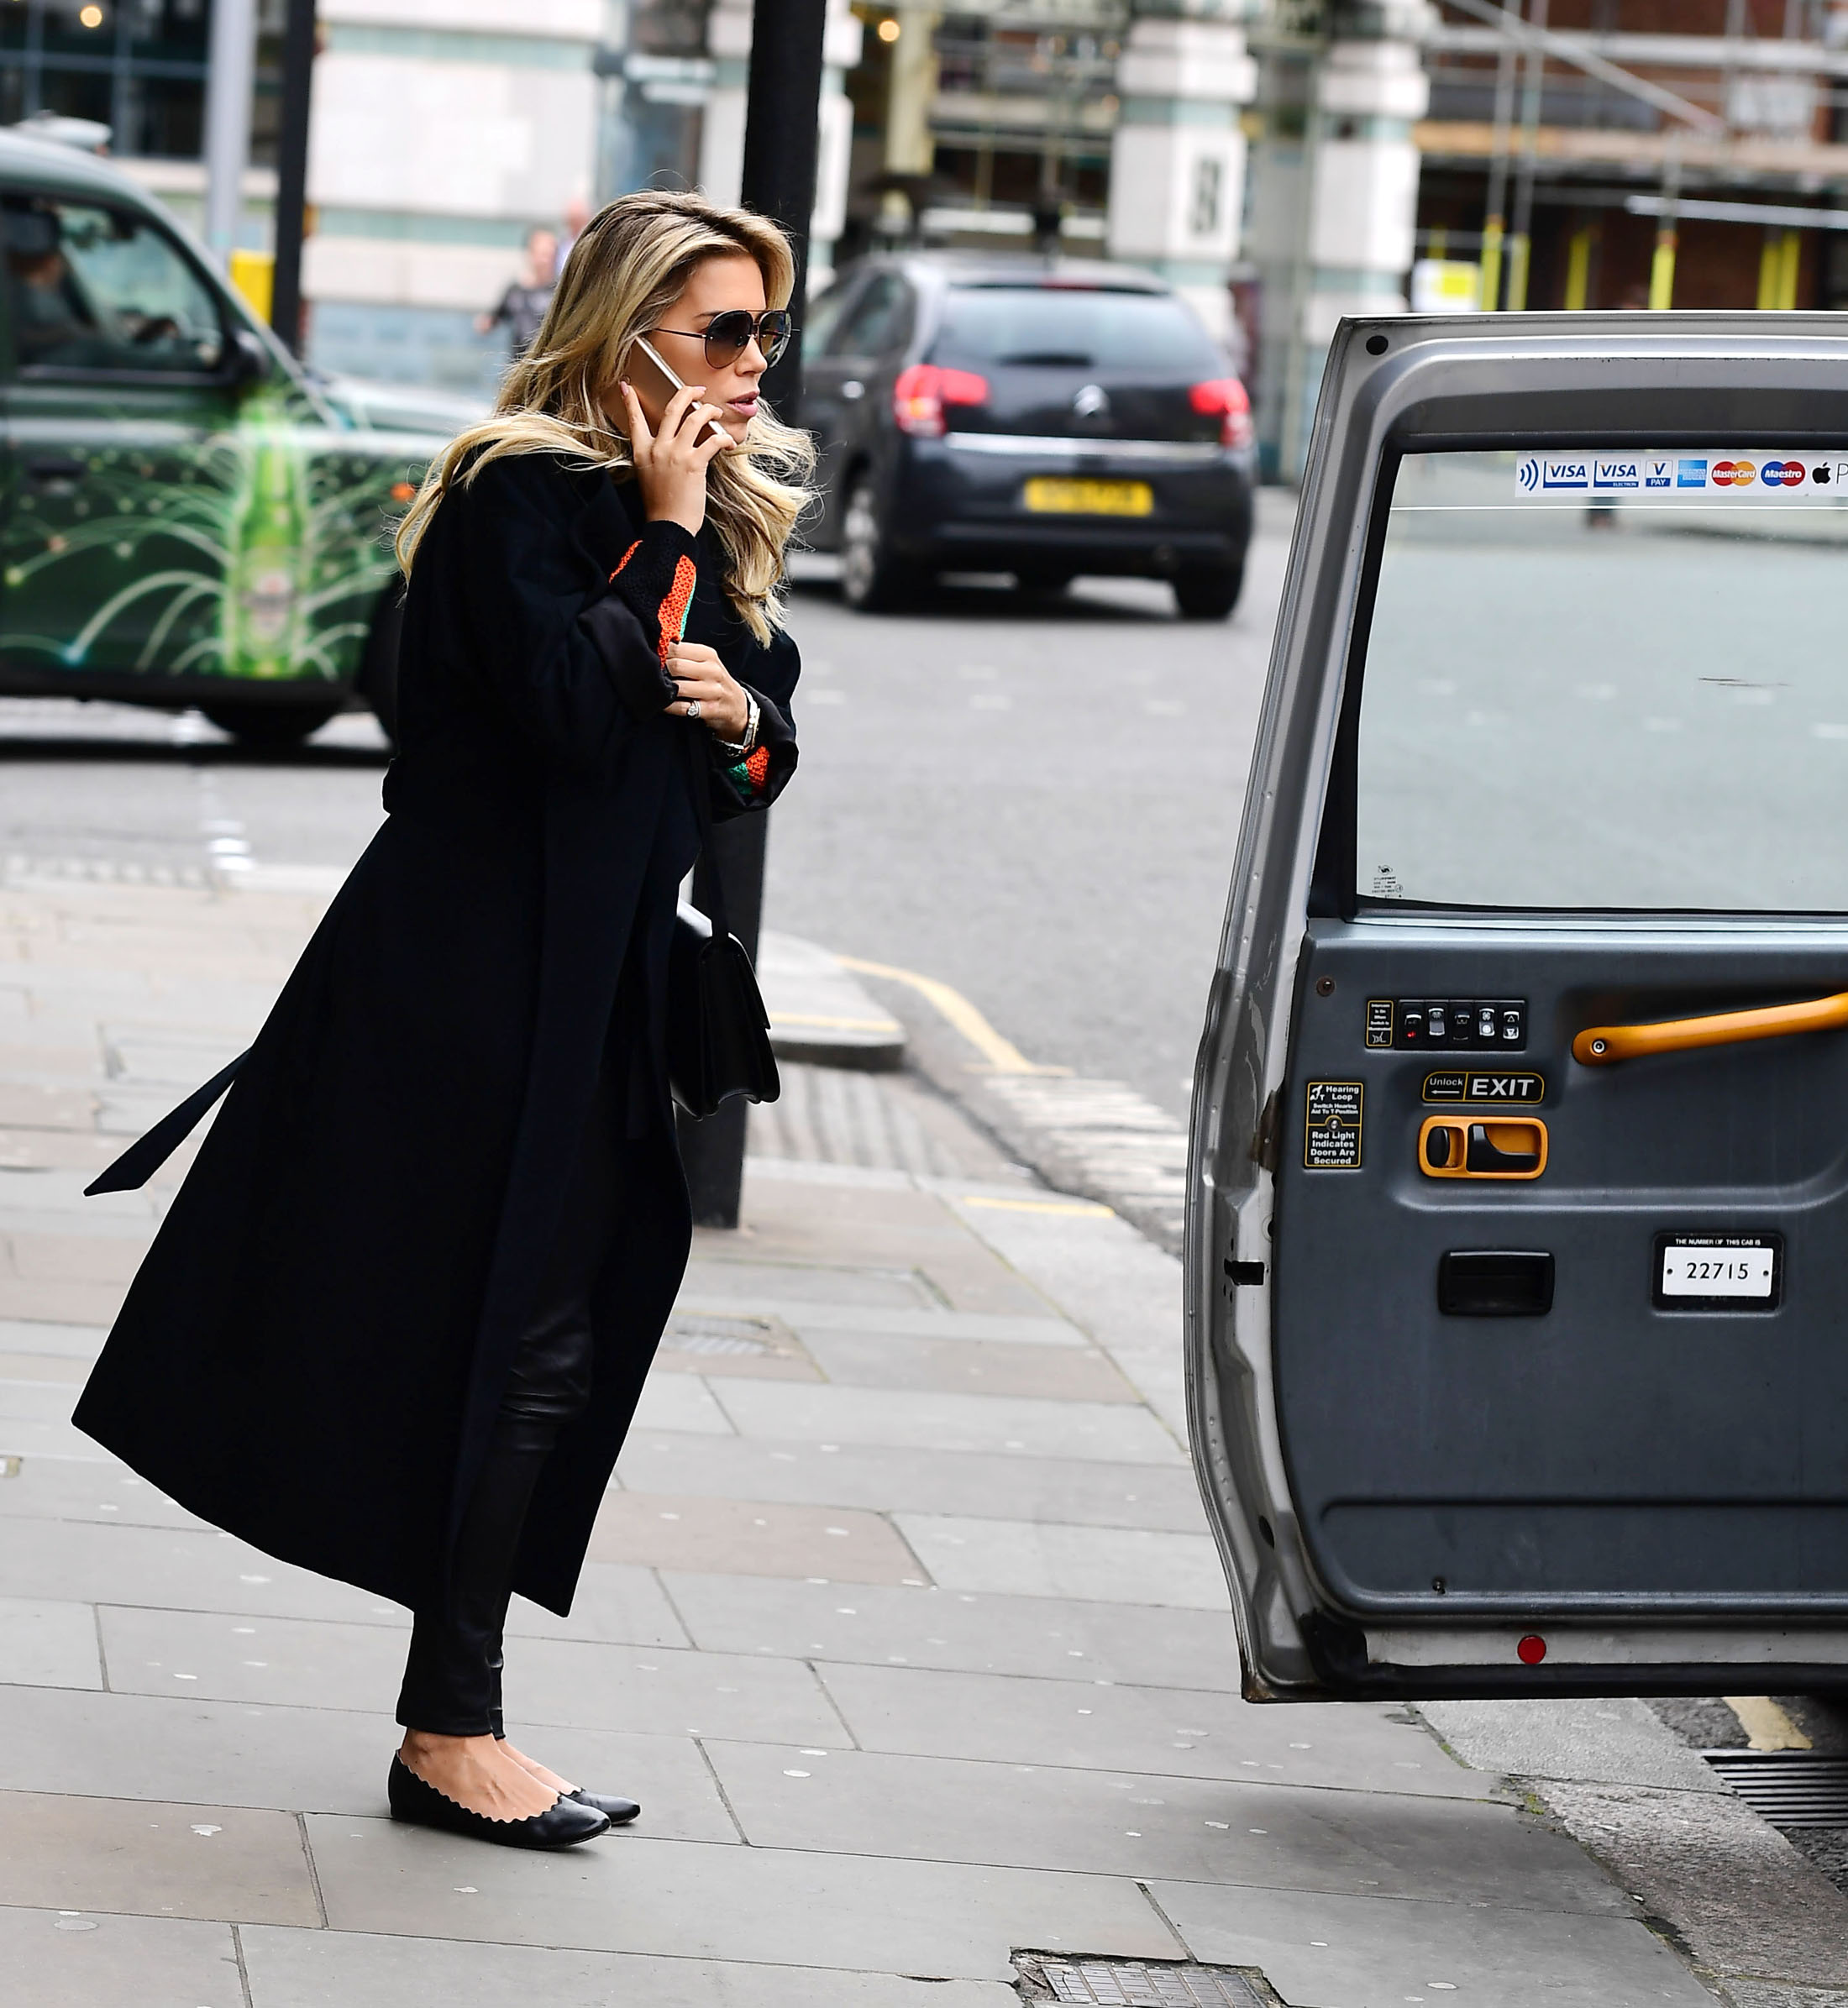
[664,1314,774,1357]
[1706,1750,1848,1827]
[1014,1954,1280,2006]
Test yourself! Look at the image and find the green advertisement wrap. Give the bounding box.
[1,391,423,687]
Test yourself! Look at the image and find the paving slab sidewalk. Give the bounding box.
[0,866,1814,2006]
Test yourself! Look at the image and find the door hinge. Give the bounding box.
[1250,1088,1281,1172]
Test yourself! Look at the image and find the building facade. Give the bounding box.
[26,1,1848,425]
[302,0,603,391]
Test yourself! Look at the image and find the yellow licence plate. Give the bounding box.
[1022,477,1154,517]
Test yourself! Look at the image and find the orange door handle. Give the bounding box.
[1574,990,1848,1067]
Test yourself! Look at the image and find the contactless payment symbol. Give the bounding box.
[1516,457,1541,493]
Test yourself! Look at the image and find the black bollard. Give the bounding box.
[677,0,828,1230]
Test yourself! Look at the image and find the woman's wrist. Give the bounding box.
[711,690,758,755]
[644,495,704,536]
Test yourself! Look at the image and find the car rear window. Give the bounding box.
[1353,447,1848,912]
[931,287,1221,373]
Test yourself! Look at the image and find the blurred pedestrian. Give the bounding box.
[74,191,813,1853]
[475,226,558,355]
[556,193,591,276]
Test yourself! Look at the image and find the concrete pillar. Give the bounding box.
[698,0,862,281]
[699,1,753,215]
[1106,1,1257,344]
[1306,37,1428,341]
[1249,2,1431,480]
[884,7,940,178]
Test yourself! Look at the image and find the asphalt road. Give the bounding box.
[767,504,1290,1118]
[0,496,1289,1122]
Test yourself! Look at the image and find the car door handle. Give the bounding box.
[25,456,83,482]
[1420,1116,1547,1178]
[841,380,864,400]
[1574,989,1848,1066]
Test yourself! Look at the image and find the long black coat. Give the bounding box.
[73,453,798,1617]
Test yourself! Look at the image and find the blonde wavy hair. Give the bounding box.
[394,189,816,643]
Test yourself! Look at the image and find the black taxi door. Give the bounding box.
[1188,312,1848,1700]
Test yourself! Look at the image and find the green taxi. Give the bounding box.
[0,127,454,745]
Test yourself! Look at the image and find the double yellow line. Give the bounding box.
[836,955,1108,1218]
[837,955,1066,1077]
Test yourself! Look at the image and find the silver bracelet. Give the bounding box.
[713,690,759,761]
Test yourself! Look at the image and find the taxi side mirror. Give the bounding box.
[223,328,271,391]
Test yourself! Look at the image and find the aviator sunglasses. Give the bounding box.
[650,307,794,369]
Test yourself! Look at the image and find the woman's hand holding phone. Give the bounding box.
[619,377,730,536]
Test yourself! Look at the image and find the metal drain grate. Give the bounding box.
[1706,1750,1848,1827]
[664,1314,774,1357]
[1013,1954,1279,2006]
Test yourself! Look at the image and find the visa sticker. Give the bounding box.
[1644,460,1672,488]
[1593,459,1640,489]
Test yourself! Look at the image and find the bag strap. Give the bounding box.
[671,580,737,946]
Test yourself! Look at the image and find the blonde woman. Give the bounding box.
[74,191,812,1850]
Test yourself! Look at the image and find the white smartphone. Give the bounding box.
[633,336,731,445]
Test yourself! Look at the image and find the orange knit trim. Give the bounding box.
[744,745,771,789]
[608,540,640,581]
[658,553,696,663]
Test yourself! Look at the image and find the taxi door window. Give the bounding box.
[1353,448,1848,913]
[3,197,225,377]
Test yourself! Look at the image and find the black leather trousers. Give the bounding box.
[395,1072,622,1738]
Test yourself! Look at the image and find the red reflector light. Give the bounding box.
[892,363,990,438]
[1189,375,1254,450]
[1517,1633,1547,1665]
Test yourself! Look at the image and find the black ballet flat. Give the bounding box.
[569,1788,640,1826]
[387,1755,610,1849]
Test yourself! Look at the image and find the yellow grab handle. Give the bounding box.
[1573,989,1848,1067]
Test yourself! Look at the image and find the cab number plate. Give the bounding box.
[1655,1234,1781,1309]
[1023,477,1154,516]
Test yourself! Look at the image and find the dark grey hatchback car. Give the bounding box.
[802,254,1256,619]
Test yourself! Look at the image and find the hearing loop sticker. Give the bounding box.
[1304,1082,1364,1171]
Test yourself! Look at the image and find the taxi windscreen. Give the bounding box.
[1354,448,1848,912]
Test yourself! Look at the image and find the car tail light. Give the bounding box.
[1190,376,1254,450]
[892,363,989,438]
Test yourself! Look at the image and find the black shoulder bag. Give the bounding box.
[668,737,780,1119]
